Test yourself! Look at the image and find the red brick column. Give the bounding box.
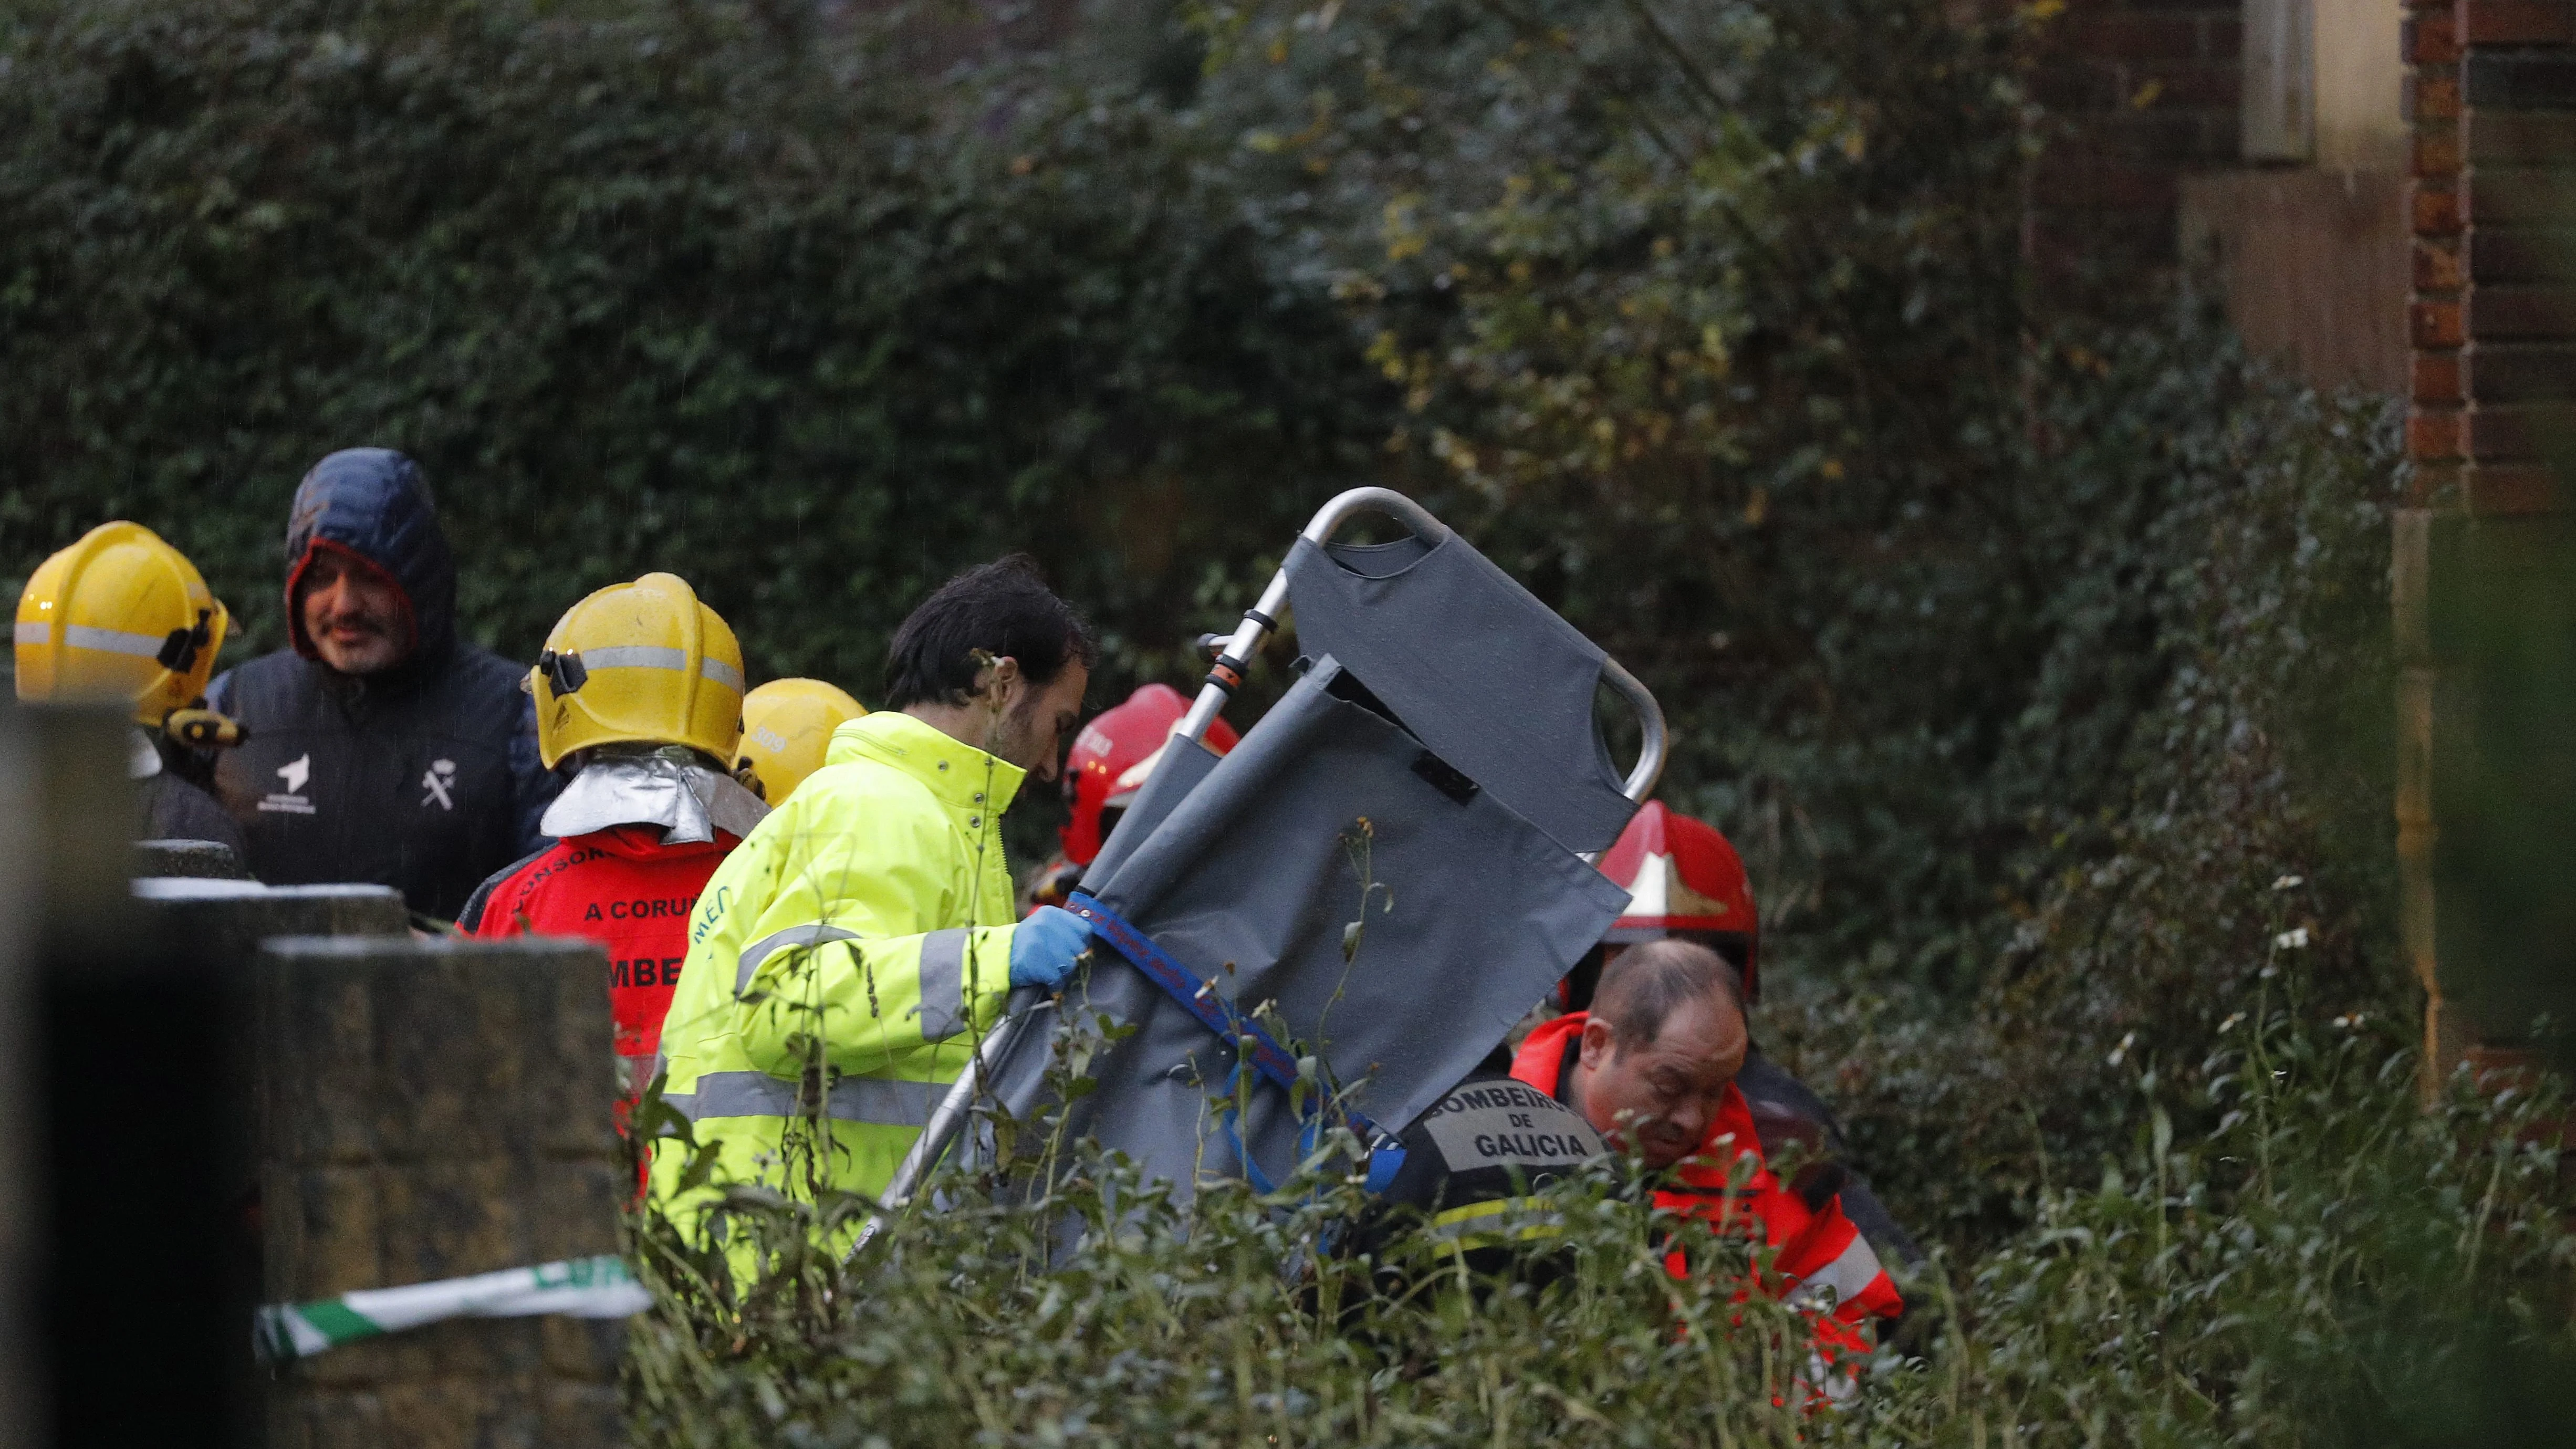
[2408,0,2467,503]
[2459,0,2576,514]
[2397,0,2574,1083]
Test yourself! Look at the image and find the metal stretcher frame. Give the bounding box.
[851,487,1668,1256]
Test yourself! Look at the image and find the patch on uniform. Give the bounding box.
[1416,1079,1602,1172]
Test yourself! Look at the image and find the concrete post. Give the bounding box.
[258,935,628,1449]
[135,838,253,879]
[134,879,410,963]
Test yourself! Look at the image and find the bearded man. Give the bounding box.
[208,449,558,919]
[649,556,1099,1257]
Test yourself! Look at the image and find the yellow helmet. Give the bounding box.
[733,677,867,804]
[529,572,746,769]
[15,522,231,727]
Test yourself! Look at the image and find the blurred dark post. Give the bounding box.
[0,706,44,1444]
[10,697,262,1447]
[132,879,412,1445]
[2395,0,2576,1086]
[258,935,628,1449]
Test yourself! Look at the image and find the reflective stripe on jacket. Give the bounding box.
[646,712,1025,1251]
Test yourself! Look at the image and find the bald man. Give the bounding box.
[1512,940,1902,1333]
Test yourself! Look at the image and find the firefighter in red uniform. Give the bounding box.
[1577,801,1921,1267]
[1027,682,1239,909]
[1512,938,1902,1394]
[459,572,767,1097]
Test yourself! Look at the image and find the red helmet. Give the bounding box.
[1597,800,1761,1000]
[1059,684,1240,866]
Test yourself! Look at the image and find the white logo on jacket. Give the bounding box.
[259,754,317,815]
[421,758,457,811]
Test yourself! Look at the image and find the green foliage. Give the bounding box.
[13,2,2517,1436]
[1853,1012,2576,1449]
[0,0,1377,705]
[0,0,2402,1012]
[1768,341,2407,1248]
[623,996,2575,1446]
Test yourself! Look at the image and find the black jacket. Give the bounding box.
[1342,1050,1608,1291]
[137,732,248,858]
[207,449,558,920]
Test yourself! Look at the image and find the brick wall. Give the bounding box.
[2400,0,2574,1079]
[2030,0,2245,295]
[2410,0,2576,513]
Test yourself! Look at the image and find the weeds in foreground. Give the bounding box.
[625,987,2575,1448]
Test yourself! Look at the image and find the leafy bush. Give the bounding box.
[15,3,2522,1437]
[0,0,1375,700]
[1766,333,2407,1248]
[622,991,2575,1447]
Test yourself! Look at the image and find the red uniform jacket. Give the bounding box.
[462,825,736,1078]
[1511,1014,1902,1379]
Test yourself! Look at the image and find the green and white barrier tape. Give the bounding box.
[254,1254,650,1364]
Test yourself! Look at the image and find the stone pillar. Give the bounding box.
[135,837,253,880]
[258,935,627,1449]
[134,879,410,963]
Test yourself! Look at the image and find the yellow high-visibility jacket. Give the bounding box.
[647,710,1024,1250]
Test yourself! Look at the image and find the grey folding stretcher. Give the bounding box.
[854,488,1665,1250]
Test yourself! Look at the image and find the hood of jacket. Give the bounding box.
[283,448,457,663]
[824,711,1028,815]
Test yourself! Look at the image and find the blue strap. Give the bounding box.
[1363,1144,1409,1194]
[1068,890,1385,1148]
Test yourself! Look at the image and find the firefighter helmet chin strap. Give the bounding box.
[535,649,589,695]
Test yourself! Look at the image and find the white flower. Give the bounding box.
[2271,874,2303,891]
[2218,1012,2246,1034]
[2274,926,2310,950]
[2107,1030,2137,1067]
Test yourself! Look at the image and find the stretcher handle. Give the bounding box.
[848,983,1052,1260]
[1175,487,1668,807]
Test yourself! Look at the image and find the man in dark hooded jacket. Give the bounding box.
[208,448,559,920]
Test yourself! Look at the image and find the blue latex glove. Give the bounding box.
[1009,905,1093,991]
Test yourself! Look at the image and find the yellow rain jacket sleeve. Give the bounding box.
[648,711,1027,1249]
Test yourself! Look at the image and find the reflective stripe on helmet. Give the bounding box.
[661,1069,942,1128]
[576,645,743,691]
[54,623,172,658]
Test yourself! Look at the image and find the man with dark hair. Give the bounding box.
[206,449,558,919]
[649,555,1102,1269]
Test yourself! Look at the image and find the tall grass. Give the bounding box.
[623,956,2575,1447]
